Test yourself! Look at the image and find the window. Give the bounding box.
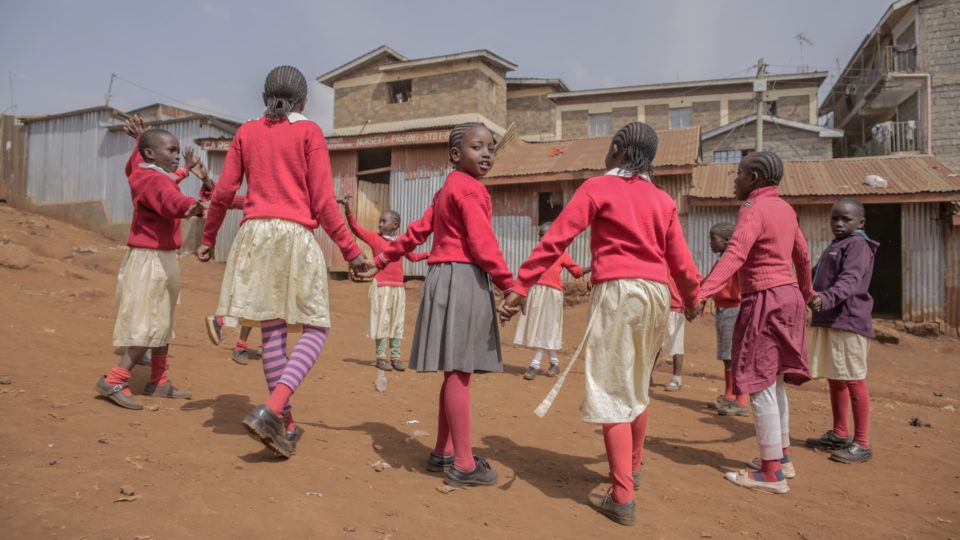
[713,149,743,163]
[538,191,564,225]
[387,80,411,104]
[357,147,392,184]
[588,113,612,137]
[765,100,778,116]
[669,107,693,129]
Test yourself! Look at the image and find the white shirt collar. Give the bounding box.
[381,234,397,241]
[605,168,652,182]
[138,162,177,178]
[287,112,309,123]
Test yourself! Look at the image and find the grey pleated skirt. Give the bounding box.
[409,262,503,373]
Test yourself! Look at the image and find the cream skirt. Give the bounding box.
[661,310,686,356]
[810,327,869,380]
[369,281,406,340]
[217,218,330,328]
[581,279,669,423]
[513,284,564,350]
[112,248,180,348]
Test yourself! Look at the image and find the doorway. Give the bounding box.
[864,204,901,318]
[355,148,392,259]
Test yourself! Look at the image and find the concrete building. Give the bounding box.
[505,78,568,142]
[821,0,960,169]
[700,114,843,163]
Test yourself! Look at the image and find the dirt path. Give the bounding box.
[1,204,958,539]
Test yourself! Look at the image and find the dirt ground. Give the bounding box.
[1,204,958,540]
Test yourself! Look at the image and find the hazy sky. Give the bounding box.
[1,0,893,130]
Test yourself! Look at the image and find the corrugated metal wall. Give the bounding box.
[944,207,960,336]
[390,145,448,276]
[901,203,944,322]
[25,110,232,223]
[210,151,249,263]
[797,205,833,265]
[687,206,739,274]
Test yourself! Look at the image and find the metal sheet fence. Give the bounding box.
[901,202,944,322]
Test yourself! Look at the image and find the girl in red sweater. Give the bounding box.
[696,151,814,494]
[355,122,512,488]
[197,66,367,458]
[340,196,428,371]
[501,122,701,526]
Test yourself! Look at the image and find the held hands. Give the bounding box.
[185,201,205,218]
[808,294,823,312]
[497,291,526,326]
[685,300,705,322]
[347,252,371,278]
[196,244,212,263]
[337,195,353,215]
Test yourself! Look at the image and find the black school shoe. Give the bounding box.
[287,425,305,455]
[242,405,294,458]
[587,487,636,526]
[805,430,853,451]
[443,456,498,487]
[426,452,454,472]
[830,442,873,464]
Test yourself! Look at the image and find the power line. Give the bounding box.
[111,73,243,122]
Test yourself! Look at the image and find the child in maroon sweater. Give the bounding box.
[501,122,700,526]
[340,195,428,371]
[356,122,512,488]
[806,198,877,464]
[696,151,814,494]
[95,129,204,410]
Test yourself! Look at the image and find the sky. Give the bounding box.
[1,0,894,131]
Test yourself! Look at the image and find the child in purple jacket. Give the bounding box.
[805,198,878,464]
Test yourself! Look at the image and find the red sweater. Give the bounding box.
[667,277,683,312]
[126,164,197,250]
[346,212,428,287]
[201,116,362,262]
[199,184,245,209]
[514,175,700,308]
[125,142,189,183]
[376,170,514,292]
[535,252,584,291]
[699,186,814,302]
[711,264,741,309]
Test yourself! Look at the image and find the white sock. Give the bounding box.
[671,375,682,384]
[530,349,544,369]
[548,349,559,365]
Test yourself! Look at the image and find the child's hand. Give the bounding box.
[497,291,526,326]
[338,195,353,214]
[684,301,705,322]
[185,201,205,218]
[347,252,369,274]
[808,294,823,312]
[122,114,147,139]
[196,244,213,262]
[182,146,201,171]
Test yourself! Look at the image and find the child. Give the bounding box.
[340,195,428,371]
[696,151,814,494]
[501,122,701,526]
[708,222,749,416]
[805,198,877,464]
[197,66,367,458]
[661,278,686,392]
[356,122,513,488]
[95,128,205,409]
[513,221,585,380]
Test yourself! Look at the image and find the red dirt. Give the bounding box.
[1,204,958,539]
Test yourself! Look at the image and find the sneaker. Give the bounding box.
[830,442,873,464]
[545,364,560,377]
[375,358,393,371]
[718,398,750,417]
[587,487,636,526]
[94,377,143,410]
[232,348,249,365]
[746,457,796,479]
[805,430,853,451]
[523,365,539,380]
[205,316,222,346]
[242,405,293,458]
[143,381,192,399]
[665,378,682,392]
[391,359,406,371]
[287,425,305,455]
[443,456,498,487]
[723,469,789,494]
[426,452,454,472]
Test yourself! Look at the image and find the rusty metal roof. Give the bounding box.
[486,126,700,180]
[690,155,960,201]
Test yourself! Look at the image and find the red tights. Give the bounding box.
[602,409,649,504]
[828,379,870,447]
[433,371,475,472]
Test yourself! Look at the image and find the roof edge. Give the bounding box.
[549,71,828,100]
[316,45,408,86]
[379,49,518,73]
[701,113,844,139]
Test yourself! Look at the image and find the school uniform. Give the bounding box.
[810,232,878,380]
[661,278,685,357]
[711,270,741,361]
[514,169,700,424]
[513,252,583,351]
[113,161,197,348]
[202,113,362,328]
[376,169,513,373]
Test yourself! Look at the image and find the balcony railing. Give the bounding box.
[865,120,920,156]
[833,44,919,124]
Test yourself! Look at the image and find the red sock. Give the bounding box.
[433,378,454,457]
[234,339,248,353]
[149,353,169,386]
[631,409,649,473]
[284,411,296,432]
[847,380,870,447]
[723,368,736,401]
[442,371,474,472]
[215,315,224,325]
[265,383,294,418]
[105,367,134,397]
[828,379,850,438]
[751,459,783,482]
[602,422,633,504]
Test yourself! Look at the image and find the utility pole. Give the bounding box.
[105,73,116,106]
[754,58,767,151]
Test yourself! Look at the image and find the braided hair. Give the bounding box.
[741,150,785,186]
[448,121,493,163]
[709,221,735,240]
[263,65,308,121]
[611,122,658,177]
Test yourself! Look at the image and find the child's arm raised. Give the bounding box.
[792,226,815,301]
[340,196,378,248]
[698,206,761,301]
[815,237,871,311]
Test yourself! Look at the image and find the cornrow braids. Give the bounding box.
[138,128,174,158]
[263,65,308,121]
[612,122,658,177]
[709,221,735,240]
[448,122,493,163]
[741,150,785,186]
